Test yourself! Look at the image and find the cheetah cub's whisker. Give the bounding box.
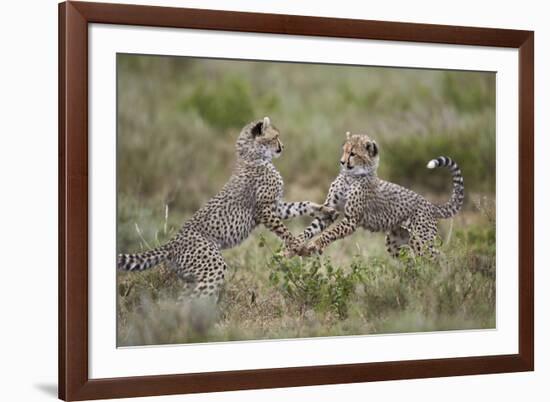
[293,132,464,259]
[118,117,336,299]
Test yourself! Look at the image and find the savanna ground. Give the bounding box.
[116,55,496,346]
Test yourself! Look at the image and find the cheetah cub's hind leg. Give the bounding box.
[408,212,439,259]
[385,226,410,258]
[172,234,228,301]
[188,249,228,299]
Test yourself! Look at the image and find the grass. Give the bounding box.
[117,197,495,346]
[116,55,496,346]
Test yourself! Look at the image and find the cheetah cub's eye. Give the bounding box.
[349,152,356,157]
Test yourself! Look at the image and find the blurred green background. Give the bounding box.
[117,54,496,346]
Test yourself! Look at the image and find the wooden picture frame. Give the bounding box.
[59,1,534,400]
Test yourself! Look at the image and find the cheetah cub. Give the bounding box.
[294,132,464,258]
[118,117,336,298]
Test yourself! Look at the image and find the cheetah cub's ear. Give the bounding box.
[346,131,351,140]
[251,121,263,137]
[366,140,379,157]
[252,116,271,137]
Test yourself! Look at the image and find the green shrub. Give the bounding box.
[267,248,365,319]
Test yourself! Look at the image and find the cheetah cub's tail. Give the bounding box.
[427,156,465,219]
[117,245,170,272]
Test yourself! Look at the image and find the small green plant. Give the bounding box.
[265,240,365,319]
[326,258,366,319]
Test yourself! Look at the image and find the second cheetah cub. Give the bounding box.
[293,132,464,258]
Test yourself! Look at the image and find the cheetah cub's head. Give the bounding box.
[236,117,284,163]
[340,132,379,176]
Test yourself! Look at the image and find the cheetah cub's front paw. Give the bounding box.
[299,240,324,257]
[283,238,304,258]
[313,204,338,220]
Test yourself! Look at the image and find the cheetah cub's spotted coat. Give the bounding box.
[118,117,335,297]
[295,132,464,258]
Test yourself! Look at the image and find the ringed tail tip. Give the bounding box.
[427,160,437,169]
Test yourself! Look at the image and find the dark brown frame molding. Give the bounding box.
[59,1,534,400]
